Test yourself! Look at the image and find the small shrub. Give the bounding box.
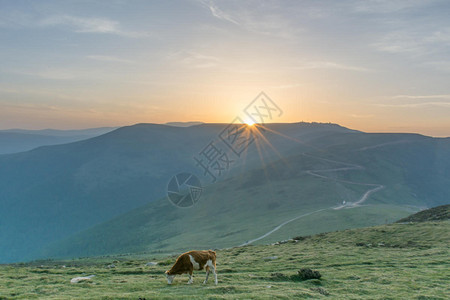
[270,272,289,281]
[310,287,329,296]
[291,268,322,281]
[293,235,311,241]
[158,259,173,266]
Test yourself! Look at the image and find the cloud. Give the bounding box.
[350,0,435,14]
[8,66,115,81]
[168,51,221,69]
[372,31,426,54]
[372,28,450,56]
[349,113,374,118]
[294,61,371,72]
[40,15,148,38]
[0,84,99,103]
[425,28,450,44]
[373,94,450,108]
[423,61,450,73]
[87,55,134,64]
[197,0,300,39]
[270,83,302,89]
[0,101,67,112]
[11,69,77,80]
[375,102,450,108]
[0,10,34,28]
[391,94,450,100]
[198,0,239,25]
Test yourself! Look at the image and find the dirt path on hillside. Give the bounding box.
[240,153,384,246]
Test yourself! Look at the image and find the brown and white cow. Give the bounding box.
[165,250,217,285]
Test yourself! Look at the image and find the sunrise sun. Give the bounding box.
[243,118,255,126]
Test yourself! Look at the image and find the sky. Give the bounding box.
[1,0,450,136]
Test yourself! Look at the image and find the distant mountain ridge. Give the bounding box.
[0,127,117,154]
[0,122,449,263]
[164,121,204,127]
[40,130,450,259]
[1,127,117,137]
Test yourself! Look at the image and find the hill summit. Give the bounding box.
[396,204,450,223]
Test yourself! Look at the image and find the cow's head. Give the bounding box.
[165,270,175,284]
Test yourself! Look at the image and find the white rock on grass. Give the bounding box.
[146,262,158,266]
[70,275,96,284]
[263,256,278,260]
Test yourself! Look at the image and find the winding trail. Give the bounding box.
[240,153,384,246]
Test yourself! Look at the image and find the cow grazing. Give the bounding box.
[165,250,217,285]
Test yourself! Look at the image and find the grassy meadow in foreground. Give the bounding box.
[0,220,448,299]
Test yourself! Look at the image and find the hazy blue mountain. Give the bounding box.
[0,127,117,154]
[0,122,353,263]
[39,131,450,260]
[164,121,204,127]
[1,123,449,263]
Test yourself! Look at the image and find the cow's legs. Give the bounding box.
[206,260,218,285]
[212,267,217,285]
[187,271,193,284]
[203,266,210,284]
[187,267,195,285]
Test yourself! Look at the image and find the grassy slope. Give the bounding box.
[397,204,450,223]
[1,220,448,299]
[2,124,449,263]
[43,140,429,259]
[0,122,352,263]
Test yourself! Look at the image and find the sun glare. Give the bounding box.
[244,119,255,126]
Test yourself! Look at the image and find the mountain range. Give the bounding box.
[0,127,117,155]
[0,122,449,263]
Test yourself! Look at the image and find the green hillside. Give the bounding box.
[1,220,448,299]
[0,122,354,263]
[42,132,450,259]
[396,204,450,223]
[1,123,449,263]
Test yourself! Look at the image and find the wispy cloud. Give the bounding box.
[40,15,148,38]
[270,83,302,89]
[425,28,450,44]
[8,66,114,81]
[87,55,134,64]
[11,68,78,80]
[375,102,450,108]
[373,28,450,56]
[294,61,371,72]
[0,84,100,104]
[423,61,450,73]
[373,94,450,108]
[168,51,221,69]
[350,0,435,14]
[0,10,34,28]
[373,31,422,54]
[349,113,374,118]
[198,0,300,39]
[391,94,450,100]
[198,0,239,25]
